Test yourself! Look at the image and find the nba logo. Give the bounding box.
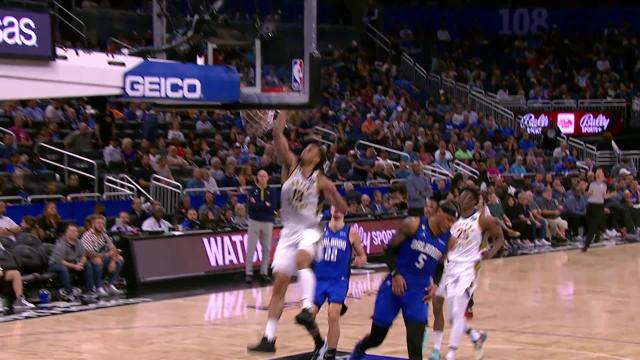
[557,113,575,135]
[291,59,304,92]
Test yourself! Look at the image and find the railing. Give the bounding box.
[355,140,410,161]
[150,174,183,212]
[53,0,88,46]
[311,126,337,146]
[67,193,101,201]
[617,150,640,173]
[104,175,152,201]
[452,160,479,179]
[35,143,98,194]
[0,127,17,149]
[27,194,65,203]
[0,196,27,204]
[632,97,640,128]
[423,164,451,181]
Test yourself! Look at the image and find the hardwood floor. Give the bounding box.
[1,244,639,360]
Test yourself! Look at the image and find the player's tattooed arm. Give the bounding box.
[272,110,297,176]
[318,175,348,214]
[349,226,367,267]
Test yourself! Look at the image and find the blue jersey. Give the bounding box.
[395,216,449,289]
[314,223,352,281]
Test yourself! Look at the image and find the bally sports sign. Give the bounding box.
[520,111,622,137]
[0,8,53,60]
[129,218,401,283]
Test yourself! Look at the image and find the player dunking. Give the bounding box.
[349,201,459,360]
[248,111,348,353]
[430,186,504,360]
[305,206,367,360]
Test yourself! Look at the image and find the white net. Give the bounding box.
[240,109,277,137]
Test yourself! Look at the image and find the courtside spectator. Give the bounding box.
[80,215,124,297]
[538,187,568,242]
[180,209,201,231]
[371,190,385,214]
[110,212,138,234]
[38,202,65,243]
[48,225,86,301]
[0,241,35,310]
[562,180,589,240]
[142,208,172,232]
[0,201,20,240]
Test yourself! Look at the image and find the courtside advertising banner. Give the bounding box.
[0,8,53,60]
[130,218,400,283]
[122,60,241,103]
[519,111,623,137]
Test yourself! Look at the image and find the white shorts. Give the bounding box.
[436,263,476,299]
[271,226,322,277]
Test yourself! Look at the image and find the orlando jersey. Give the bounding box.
[315,224,352,281]
[280,165,322,229]
[395,216,449,289]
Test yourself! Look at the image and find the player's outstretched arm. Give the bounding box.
[318,175,348,214]
[349,226,367,267]
[272,111,297,174]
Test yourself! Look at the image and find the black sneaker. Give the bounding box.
[310,340,327,360]
[245,275,253,284]
[340,303,349,316]
[247,336,276,353]
[260,274,272,284]
[295,308,317,330]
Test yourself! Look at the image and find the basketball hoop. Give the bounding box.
[241,109,278,137]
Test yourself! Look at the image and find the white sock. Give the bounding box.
[433,330,444,351]
[265,319,278,341]
[298,268,316,309]
[445,348,457,360]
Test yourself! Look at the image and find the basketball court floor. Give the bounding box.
[0,244,639,360]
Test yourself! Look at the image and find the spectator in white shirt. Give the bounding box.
[142,208,172,232]
[195,116,214,132]
[110,212,138,234]
[434,141,454,161]
[201,168,220,194]
[0,202,20,241]
[45,101,63,123]
[167,121,186,143]
[103,139,124,165]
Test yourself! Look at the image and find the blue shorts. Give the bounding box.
[314,277,349,308]
[372,275,428,328]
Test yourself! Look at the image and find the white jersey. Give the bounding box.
[446,208,484,267]
[280,165,322,229]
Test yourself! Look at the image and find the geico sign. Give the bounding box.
[124,76,202,99]
[0,16,37,47]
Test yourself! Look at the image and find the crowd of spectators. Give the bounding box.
[394,23,639,101]
[0,22,639,305]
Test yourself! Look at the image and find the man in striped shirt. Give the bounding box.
[80,215,124,297]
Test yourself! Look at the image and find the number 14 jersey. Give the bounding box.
[280,165,322,229]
